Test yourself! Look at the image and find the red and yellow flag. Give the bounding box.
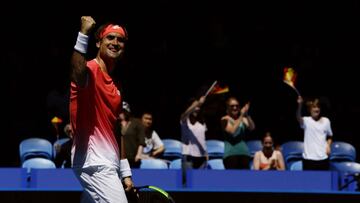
[283,67,297,88]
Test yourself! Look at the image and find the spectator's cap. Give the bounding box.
[122,101,131,113]
[100,24,126,39]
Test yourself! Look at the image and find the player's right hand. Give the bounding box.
[80,16,96,35]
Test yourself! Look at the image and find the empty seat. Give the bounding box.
[331,161,360,191]
[281,141,304,169]
[330,141,356,162]
[207,159,225,170]
[169,158,182,169]
[331,161,360,173]
[22,157,56,172]
[206,139,224,159]
[162,139,183,160]
[140,159,169,169]
[19,138,53,163]
[289,160,303,171]
[246,140,262,158]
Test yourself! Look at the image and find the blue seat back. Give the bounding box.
[206,139,224,159]
[22,157,56,172]
[330,161,360,191]
[162,139,183,160]
[289,160,303,171]
[19,138,53,163]
[140,159,169,169]
[169,158,182,169]
[207,159,225,170]
[281,141,304,169]
[246,140,263,158]
[330,141,356,162]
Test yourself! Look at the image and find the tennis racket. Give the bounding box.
[127,185,175,203]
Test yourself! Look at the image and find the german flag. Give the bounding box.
[210,83,230,94]
[283,67,297,88]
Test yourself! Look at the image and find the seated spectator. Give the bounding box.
[140,111,165,159]
[253,132,285,170]
[54,123,73,168]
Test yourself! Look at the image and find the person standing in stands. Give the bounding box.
[221,96,255,169]
[296,96,333,170]
[70,16,133,202]
[180,95,209,169]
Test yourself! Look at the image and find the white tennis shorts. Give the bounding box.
[74,165,128,203]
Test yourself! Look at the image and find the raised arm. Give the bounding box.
[296,96,304,126]
[242,102,255,131]
[71,16,96,87]
[180,96,206,122]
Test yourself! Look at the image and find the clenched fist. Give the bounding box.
[80,16,96,35]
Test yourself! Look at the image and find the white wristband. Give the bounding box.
[120,159,132,179]
[74,32,89,54]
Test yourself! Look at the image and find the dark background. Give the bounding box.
[1,1,360,166]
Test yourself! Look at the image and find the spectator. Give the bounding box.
[54,123,73,168]
[221,96,255,169]
[296,96,333,170]
[253,131,285,170]
[119,102,146,168]
[180,95,208,169]
[140,111,165,159]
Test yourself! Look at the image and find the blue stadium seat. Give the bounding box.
[19,138,53,163]
[206,159,225,170]
[330,141,356,162]
[162,139,183,161]
[206,139,224,159]
[289,160,303,171]
[281,141,304,169]
[331,161,360,191]
[246,140,262,158]
[169,158,182,169]
[140,159,169,169]
[22,157,56,172]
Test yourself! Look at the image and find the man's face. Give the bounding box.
[142,113,153,128]
[97,33,126,60]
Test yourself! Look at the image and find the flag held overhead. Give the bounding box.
[283,67,297,88]
[210,83,230,95]
[283,67,300,96]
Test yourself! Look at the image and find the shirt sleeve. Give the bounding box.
[152,131,163,150]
